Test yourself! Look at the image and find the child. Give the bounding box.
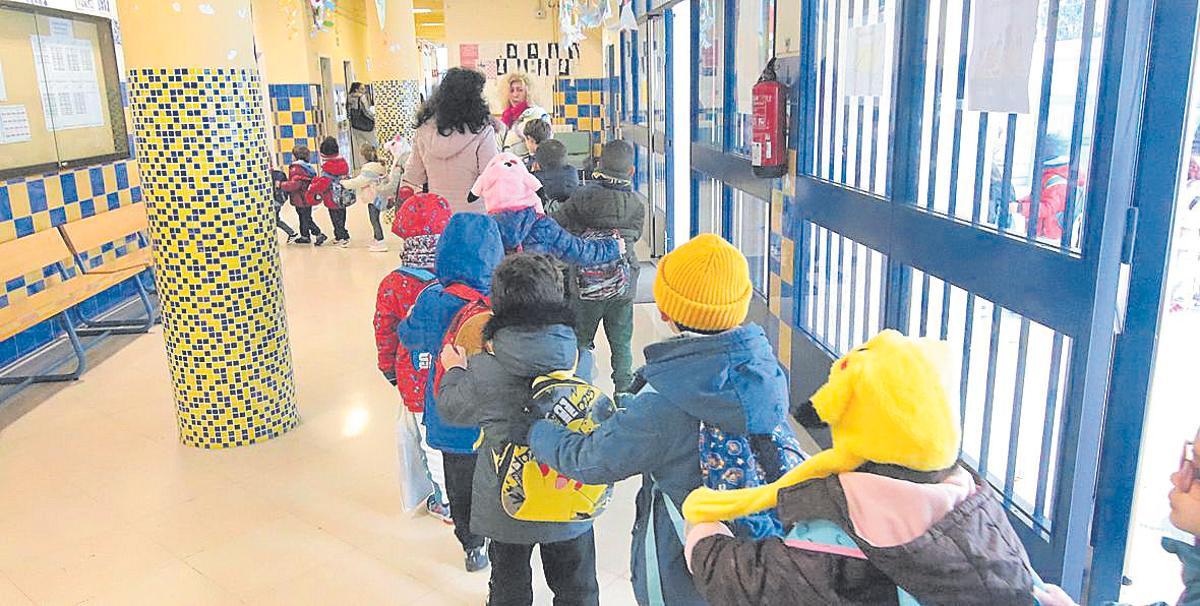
[437,253,600,606]
[344,160,392,252]
[552,139,644,393]
[680,330,1077,605]
[467,152,623,266]
[277,144,328,246]
[531,139,578,214]
[270,168,298,243]
[522,118,553,169]
[527,234,784,606]
[318,136,352,247]
[1164,431,1200,605]
[374,193,455,523]
[396,213,505,573]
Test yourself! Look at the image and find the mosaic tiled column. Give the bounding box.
[117,0,298,448]
[367,0,422,162]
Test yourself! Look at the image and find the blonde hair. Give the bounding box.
[499,72,537,108]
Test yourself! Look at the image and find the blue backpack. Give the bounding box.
[698,420,805,539]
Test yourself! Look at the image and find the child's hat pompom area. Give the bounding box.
[469,152,545,214]
[681,329,961,524]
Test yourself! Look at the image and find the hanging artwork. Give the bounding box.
[310,0,336,32]
[461,42,582,79]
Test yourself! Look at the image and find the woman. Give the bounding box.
[347,82,377,169]
[404,68,499,214]
[497,71,551,156]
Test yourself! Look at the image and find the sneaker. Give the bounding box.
[293,236,311,245]
[313,234,328,246]
[337,238,350,248]
[369,240,387,252]
[426,495,453,525]
[465,542,490,573]
[285,233,298,244]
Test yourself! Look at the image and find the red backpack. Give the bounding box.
[431,284,492,397]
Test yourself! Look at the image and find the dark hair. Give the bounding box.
[522,119,552,144]
[350,82,365,94]
[415,68,493,137]
[292,144,310,162]
[491,253,564,315]
[362,144,378,163]
[535,139,567,170]
[319,136,339,156]
[600,140,635,175]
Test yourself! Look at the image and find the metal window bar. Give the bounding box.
[1060,0,1099,250]
[1024,0,1062,243]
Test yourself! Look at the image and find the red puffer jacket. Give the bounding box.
[279,161,319,207]
[373,266,437,411]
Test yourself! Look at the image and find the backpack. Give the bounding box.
[575,229,630,301]
[270,169,288,209]
[431,283,493,400]
[496,369,617,522]
[307,171,356,208]
[699,420,805,538]
[390,267,438,409]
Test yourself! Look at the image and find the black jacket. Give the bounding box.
[689,467,1038,606]
[552,180,646,300]
[533,164,580,209]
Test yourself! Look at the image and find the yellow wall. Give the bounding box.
[250,0,372,85]
[442,0,604,108]
[116,0,257,70]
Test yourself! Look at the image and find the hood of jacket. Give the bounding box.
[289,161,316,177]
[491,207,540,251]
[490,322,580,378]
[435,213,504,292]
[641,324,789,435]
[321,155,349,176]
[423,123,497,160]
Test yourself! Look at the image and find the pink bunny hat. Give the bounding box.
[470,152,545,214]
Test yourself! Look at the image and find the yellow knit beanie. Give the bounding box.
[653,233,752,332]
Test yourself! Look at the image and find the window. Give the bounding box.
[731,189,770,295]
[695,0,724,147]
[0,4,127,178]
[731,0,774,155]
[693,172,724,237]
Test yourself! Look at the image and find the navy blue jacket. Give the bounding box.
[490,207,621,266]
[528,325,791,606]
[397,214,504,453]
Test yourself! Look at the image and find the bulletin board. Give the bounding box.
[0,4,126,177]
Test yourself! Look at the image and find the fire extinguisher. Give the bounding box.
[751,58,788,178]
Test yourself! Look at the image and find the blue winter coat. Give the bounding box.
[1165,537,1200,606]
[528,324,790,606]
[397,214,504,453]
[490,207,622,266]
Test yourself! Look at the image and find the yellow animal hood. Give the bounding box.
[681,329,961,524]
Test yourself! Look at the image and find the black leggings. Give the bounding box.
[442,452,485,551]
[368,204,385,241]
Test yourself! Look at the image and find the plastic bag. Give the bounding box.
[396,409,434,512]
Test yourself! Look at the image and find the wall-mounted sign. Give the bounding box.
[461,42,582,79]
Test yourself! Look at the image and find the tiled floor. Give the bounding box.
[0,210,672,605]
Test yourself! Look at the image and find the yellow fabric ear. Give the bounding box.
[681,449,867,523]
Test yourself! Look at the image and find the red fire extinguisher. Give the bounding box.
[751,58,788,178]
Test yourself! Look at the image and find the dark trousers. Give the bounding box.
[487,529,599,606]
[573,298,635,393]
[442,452,485,551]
[329,207,349,240]
[368,204,385,241]
[275,206,296,237]
[295,206,323,238]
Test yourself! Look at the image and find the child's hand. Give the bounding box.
[617,238,627,255]
[440,343,469,371]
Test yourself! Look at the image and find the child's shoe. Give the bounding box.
[293,236,311,245]
[285,233,298,244]
[337,238,351,248]
[369,240,388,252]
[465,542,490,572]
[314,234,328,246]
[425,494,453,525]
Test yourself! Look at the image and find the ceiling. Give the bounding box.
[412,0,445,41]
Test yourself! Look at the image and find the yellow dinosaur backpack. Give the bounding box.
[495,370,617,522]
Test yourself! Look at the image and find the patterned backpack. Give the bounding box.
[575,229,630,301]
[699,420,806,538]
[307,171,356,208]
[495,369,617,522]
